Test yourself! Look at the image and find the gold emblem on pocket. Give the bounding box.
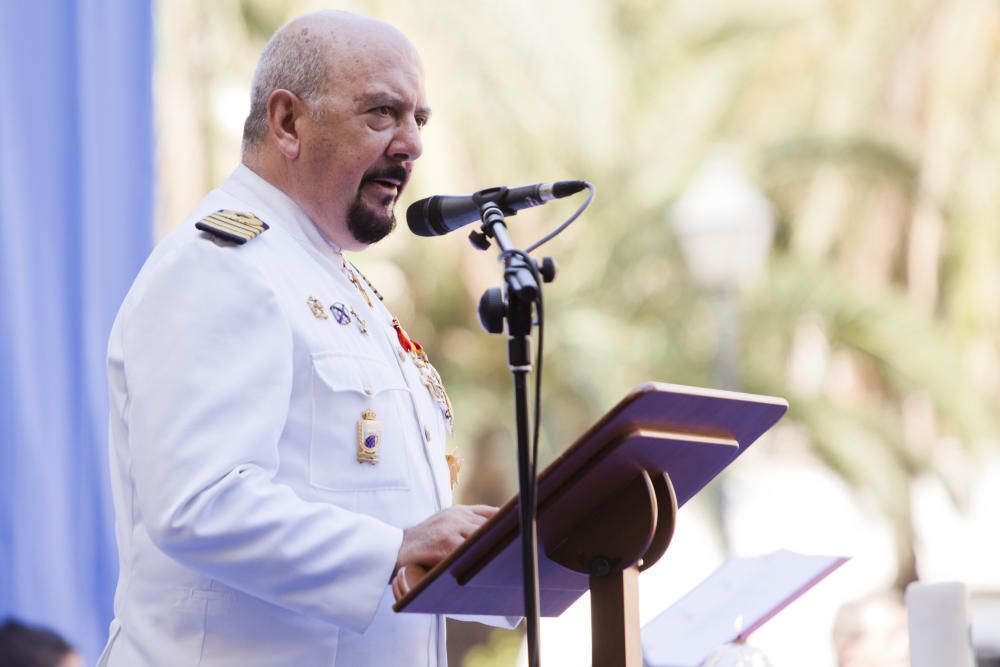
[357,409,381,464]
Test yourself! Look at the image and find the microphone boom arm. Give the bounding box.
[478,200,539,302]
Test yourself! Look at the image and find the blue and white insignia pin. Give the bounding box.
[357,409,381,464]
[330,302,351,325]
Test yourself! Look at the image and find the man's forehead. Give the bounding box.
[332,37,428,103]
[323,28,425,86]
[273,11,429,109]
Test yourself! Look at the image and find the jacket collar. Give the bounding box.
[220,164,344,263]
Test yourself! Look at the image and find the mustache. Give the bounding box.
[361,164,410,188]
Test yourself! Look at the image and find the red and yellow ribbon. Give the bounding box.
[393,318,426,358]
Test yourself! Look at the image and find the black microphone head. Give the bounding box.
[407,194,483,237]
[406,196,442,237]
[407,180,588,238]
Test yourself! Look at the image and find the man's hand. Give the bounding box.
[396,504,497,570]
[391,504,496,602]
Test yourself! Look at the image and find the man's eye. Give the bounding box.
[415,116,428,128]
[374,106,393,117]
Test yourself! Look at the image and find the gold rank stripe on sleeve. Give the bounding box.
[195,210,269,245]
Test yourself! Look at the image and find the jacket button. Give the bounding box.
[423,425,432,442]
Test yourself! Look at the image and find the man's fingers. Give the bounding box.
[398,505,503,568]
[461,513,491,534]
[466,504,499,519]
[449,504,497,539]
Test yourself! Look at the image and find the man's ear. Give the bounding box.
[267,89,302,159]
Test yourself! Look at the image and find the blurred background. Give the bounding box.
[3,0,1000,664]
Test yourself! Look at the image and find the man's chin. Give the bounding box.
[346,197,397,245]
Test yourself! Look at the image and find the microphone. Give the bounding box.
[406,180,587,237]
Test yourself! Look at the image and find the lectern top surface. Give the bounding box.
[395,382,788,618]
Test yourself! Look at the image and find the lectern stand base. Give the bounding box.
[591,565,642,667]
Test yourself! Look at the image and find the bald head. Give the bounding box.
[241,11,420,157]
[238,10,429,249]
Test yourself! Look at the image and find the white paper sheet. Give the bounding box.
[641,549,848,667]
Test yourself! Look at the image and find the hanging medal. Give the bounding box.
[393,318,455,431]
[349,306,368,335]
[342,260,374,309]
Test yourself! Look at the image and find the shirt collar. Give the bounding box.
[220,164,344,262]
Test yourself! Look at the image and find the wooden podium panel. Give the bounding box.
[394,382,787,618]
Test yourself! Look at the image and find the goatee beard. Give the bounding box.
[347,196,397,245]
[348,163,408,245]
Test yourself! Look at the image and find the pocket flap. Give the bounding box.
[312,352,409,396]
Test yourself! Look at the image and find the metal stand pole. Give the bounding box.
[476,200,543,667]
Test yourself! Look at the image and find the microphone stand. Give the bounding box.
[474,199,543,667]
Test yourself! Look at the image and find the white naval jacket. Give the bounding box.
[100,165,456,666]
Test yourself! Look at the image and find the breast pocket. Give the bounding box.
[310,351,414,491]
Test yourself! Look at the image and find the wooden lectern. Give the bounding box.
[393,382,787,667]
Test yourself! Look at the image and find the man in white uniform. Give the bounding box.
[99,11,495,666]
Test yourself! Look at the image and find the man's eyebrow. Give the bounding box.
[357,91,432,119]
[358,91,403,108]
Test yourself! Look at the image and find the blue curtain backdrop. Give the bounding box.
[0,1,153,662]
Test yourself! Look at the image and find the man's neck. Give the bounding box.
[241,152,359,252]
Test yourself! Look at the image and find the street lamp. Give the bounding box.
[670,152,777,664]
[670,153,775,389]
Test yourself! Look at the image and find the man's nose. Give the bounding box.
[388,118,423,162]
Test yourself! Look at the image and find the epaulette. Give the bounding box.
[195,210,269,245]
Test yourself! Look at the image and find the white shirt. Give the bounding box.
[99,165,453,666]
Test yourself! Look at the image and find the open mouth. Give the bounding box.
[361,165,409,201]
[367,177,402,197]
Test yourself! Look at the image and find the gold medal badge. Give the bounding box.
[349,306,368,335]
[357,409,381,464]
[307,296,329,319]
[445,450,462,491]
[416,355,454,429]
